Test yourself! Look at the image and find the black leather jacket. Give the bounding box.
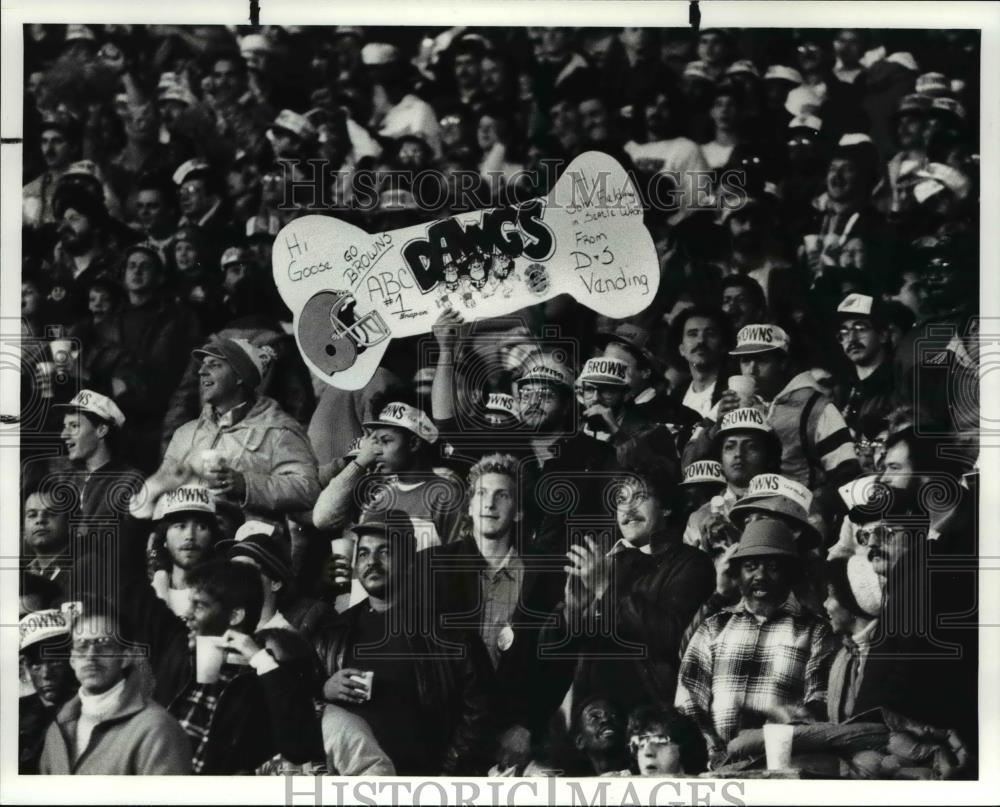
[313,600,499,775]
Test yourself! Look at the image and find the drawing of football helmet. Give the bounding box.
[298,289,390,374]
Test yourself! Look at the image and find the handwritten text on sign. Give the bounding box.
[272,151,659,390]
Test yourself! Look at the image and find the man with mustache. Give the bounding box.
[671,306,733,419]
[23,111,81,230]
[834,294,894,451]
[556,455,714,716]
[675,519,836,768]
[315,512,497,774]
[147,484,223,618]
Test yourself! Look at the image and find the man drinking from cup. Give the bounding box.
[675,519,836,769]
[683,322,860,505]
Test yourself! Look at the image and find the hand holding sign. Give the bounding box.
[273,151,659,390]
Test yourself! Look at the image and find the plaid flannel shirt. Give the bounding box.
[675,594,836,754]
[173,665,239,773]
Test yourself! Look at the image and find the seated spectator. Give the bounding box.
[159,337,320,518]
[556,454,714,715]
[683,408,782,551]
[108,557,325,773]
[19,608,79,774]
[315,514,497,774]
[313,401,465,549]
[676,519,836,768]
[620,705,708,776]
[40,596,192,774]
[23,485,71,596]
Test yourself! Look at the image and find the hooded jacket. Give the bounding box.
[39,669,192,775]
[162,394,320,517]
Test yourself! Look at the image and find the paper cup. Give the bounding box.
[802,234,822,253]
[50,339,74,364]
[763,723,795,770]
[195,636,226,684]
[350,671,374,701]
[330,535,357,586]
[727,375,757,406]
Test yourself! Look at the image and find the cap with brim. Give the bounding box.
[730,323,789,356]
[485,392,517,416]
[173,158,211,187]
[717,406,771,436]
[837,293,886,326]
[577,357,630,387]
[362,42,402,66]
[680,460,726,486]
[218,520,292,586]
[764,65,804,85]
[729,495,821,549]
[53,389,125,428]
[729,519,799,560]
[929,97,966,122]
[347,507,415,538]
[726,59,760,79]
[159,85,197,107]
[362,402,439,444]
[893,93,932,119]
[192,337,264,390]
[40,110,81,139]
[65,24,96,43]
[594,322,663,371]
[914,163,971,201]
[737,472,813,511]
[514,356,576,390]
[915,72,949,97]
[19,609,72,652]
[270,109,317,141]
[683,61,713,81]
[153,484,216,521]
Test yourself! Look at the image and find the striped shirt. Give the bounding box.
[675,594,836,754]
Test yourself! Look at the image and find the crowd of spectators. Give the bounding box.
[19,23,979,779]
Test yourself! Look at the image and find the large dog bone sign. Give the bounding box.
[272,150,659,390]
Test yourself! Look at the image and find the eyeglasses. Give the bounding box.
[855,524,901,546]
[837,323,874,341]
[517,389,558,403]
[629,734,676,753]
[71,636,119,654]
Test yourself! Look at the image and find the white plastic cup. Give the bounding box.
[50,339,74,365]
[199,448,227,477]
[728,375,757,407]
[802,234,822,254]
[195,636,226,684]
[350,670,374,701]
[330,535,357,586]
[763,723,795,770]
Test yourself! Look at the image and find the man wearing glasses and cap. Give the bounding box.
[834,294,895,450]
[675,519,836,768]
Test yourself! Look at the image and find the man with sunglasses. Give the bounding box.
[675,519,835,767]
[834,294,895,459]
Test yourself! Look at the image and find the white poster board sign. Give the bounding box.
[272,150,659,389]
